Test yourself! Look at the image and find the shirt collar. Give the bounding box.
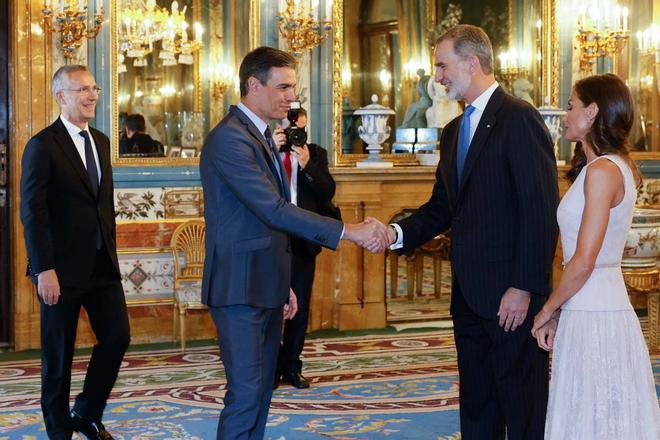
[237,102,269,139]
[469,81,499,113]
[60,115,89,138]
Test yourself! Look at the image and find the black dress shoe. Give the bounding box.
[281,372,310,389]
[70,411,114,440]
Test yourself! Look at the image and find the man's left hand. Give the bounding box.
[497,287,531,332]
[284,289,298,320]
[291,144,310,168]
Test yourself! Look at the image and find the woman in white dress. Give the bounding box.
[532,73,660,439]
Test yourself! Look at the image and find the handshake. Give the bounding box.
[343,217,396,253]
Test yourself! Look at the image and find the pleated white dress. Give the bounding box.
[546,154,660,440]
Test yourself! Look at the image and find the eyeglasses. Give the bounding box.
[61,86,102,95]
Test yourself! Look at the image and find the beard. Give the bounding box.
[444,62,471,100]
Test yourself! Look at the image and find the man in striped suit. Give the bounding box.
[373,25,559,439]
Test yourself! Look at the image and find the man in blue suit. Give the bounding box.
[370,25,559,439]
[200,46,385,439]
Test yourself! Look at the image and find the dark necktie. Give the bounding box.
[79,130,99,198]
[283,151,292,183]
[456,105,476,183]
[263,126,284,184]
[79,130,102,249]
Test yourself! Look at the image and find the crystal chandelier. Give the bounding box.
[118,0,203,69]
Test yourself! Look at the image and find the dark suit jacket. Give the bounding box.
[119,133,164,156]
[199,106,343,309]
[398,87,559,318]
[20,117,120,287]
[290,143,336,257]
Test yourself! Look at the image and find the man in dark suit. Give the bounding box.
[372,25,559,439]
[271,107,337,389]
[118,113,164,156]
[20,65,130,440]
[199,46,384,439]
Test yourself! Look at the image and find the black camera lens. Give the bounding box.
[282,126,307,151]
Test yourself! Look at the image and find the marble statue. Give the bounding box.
[513,77,534,106]
[425,80,462,128]
[400,69,432,128]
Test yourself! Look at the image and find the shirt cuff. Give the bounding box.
[390,223,403,250]
[340,224,345,239]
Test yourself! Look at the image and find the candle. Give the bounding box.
[59,0,64,13]
[181,22,188,42]
[622,7,628,32]
[312,0,319,20]
[326,0,333,21]
[293,0,300,18]
[194,22,203,42]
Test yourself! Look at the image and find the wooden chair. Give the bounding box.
[170,220,206,352]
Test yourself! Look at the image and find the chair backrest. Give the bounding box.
[170,220,206,282]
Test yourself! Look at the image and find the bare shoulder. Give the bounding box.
[584,157,623,197]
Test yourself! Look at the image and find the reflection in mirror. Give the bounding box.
[554,0,659,158]
[334,0,547,165]
[116,0,202,159]
[111,0,257,165]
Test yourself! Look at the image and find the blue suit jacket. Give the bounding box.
[200,105,343,308]
[397,88,560,318]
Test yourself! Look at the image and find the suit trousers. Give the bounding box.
[210,304,283,440]
[40,248,130,439]
[451,280,548,440]
[278,253,316,375]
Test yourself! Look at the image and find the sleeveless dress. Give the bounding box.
[546,154,660,439]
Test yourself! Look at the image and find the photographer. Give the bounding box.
[273,107,338,389]
[119,113,165,156]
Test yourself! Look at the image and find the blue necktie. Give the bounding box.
[456,105,476,183]
[79,130,99,198]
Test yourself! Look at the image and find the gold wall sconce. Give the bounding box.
[42,0,104,60]
[497,48,531,92]
[277,0,333,57]
[211,63,235,101]
[576,2,629,72]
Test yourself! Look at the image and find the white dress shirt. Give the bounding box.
[60,115,102,183]
[280,151,299,205]
[390,81,499,249]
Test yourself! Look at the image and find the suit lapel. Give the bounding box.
[52,118,98,198]
[456,88,504,200]
[443,122,460,202]
[90,128,110,200]
[230,106,291,202]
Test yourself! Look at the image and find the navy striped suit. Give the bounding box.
[397,87,559,439]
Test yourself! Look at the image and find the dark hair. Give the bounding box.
[239,46,297,97]
[436,25,494,74]
[566,73,641,185]
[125,114,146,133]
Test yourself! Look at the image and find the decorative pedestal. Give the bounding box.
[622,267,659,354]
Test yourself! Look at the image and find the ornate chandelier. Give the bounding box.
[118,0,203,69]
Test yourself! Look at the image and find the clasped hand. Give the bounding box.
[343,217,395,253]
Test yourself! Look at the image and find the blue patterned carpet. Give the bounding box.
[0,328,657,439]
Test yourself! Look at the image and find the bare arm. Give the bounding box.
[533,158,624,332]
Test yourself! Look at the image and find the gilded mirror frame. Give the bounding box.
[110,0,262,166]
[332,0,561,166]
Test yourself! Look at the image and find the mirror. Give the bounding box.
[333,0,549,166]
[553,0,659,160]
[111,0,260,165]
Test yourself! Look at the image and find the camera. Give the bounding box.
[281,103,307,152]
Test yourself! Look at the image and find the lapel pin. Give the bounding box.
[486,124,491,128]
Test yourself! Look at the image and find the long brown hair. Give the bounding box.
[566,73,641,186]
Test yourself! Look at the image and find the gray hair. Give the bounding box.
[436,25,494,75]
[51,65,89,95]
